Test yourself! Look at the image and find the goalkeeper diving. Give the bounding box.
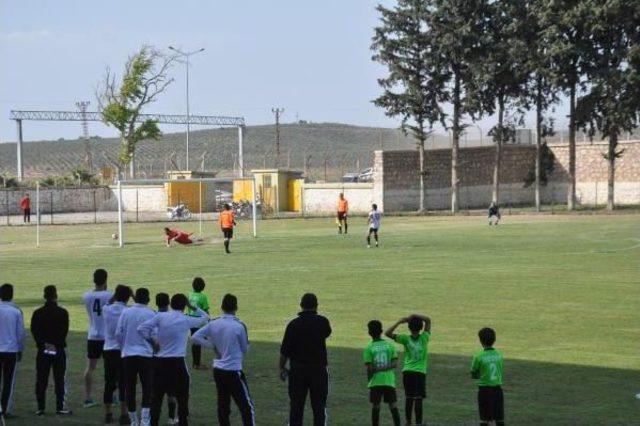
[164,227,203,246]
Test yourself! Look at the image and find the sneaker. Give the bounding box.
[56,409,73,416]
[105,412,114,424]
[83,399,98,408]
[166,418,178,425]
[34,410,45,416]
[119,414,130,424]
[375,241,379,247]
[367,245,371,248]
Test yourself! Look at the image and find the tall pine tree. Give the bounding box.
[430,0,491,212]
[372,0,446,211]
[539,0,592,210]
[576,0,640,210]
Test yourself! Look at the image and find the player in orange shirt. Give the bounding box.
[164,227,202,247]
[337,193,349,234]
[219,204,236,253]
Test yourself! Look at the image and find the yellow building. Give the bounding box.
[235,169,303,214]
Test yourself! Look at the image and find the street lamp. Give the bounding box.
[168,46,205,171]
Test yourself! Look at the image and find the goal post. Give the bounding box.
[116,177,259,248]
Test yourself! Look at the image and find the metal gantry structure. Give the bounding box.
[9,110,247,181]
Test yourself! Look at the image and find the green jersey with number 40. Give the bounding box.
[363,339,398,388]
[470,348,503,386]
[395,332,430,374]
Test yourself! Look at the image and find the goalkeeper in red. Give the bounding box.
[163,227,202,247]
[471,327,504,426]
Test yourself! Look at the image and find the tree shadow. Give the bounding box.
[6,334,639,425]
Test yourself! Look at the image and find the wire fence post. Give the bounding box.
[93,189,97,224]
[199,181,203,237]
[36,182,40,247]
[5,191,9,226]
[252,177,258,238]
[117,180,124,248]
[136,188,139,223]
[49,191,53,224]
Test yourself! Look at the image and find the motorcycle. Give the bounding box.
[167,203,192,220]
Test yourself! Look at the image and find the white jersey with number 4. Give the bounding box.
[368,210,382,230]
[83,290,113,340]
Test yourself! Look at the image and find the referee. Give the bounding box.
[30,285,72,416]
[0,284,25,421]
[279,293,332,426]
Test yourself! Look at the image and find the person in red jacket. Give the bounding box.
[163,228,202,247]
[20,193,31,223]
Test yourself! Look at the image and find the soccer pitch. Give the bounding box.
[1,215,639,425]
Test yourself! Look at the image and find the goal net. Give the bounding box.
[113,177,259,248]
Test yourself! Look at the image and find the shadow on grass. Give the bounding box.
[6,333,639,425]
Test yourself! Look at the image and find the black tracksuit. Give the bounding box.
[30,301,69,412]
[281,310,332,426]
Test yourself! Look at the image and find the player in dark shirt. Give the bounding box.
[488,202,501,226]
[30,285,72,416]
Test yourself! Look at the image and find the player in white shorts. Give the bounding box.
[367,204,382,248]
[81,269,113,408]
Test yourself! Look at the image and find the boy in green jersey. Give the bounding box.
[363,320,401,426]
[470,327,504,426]
[187,277,210,369]
[385,314,431,426]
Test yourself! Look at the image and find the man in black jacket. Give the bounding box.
[279,293,332,426]
[30,285,71,416]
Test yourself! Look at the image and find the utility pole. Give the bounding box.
[271,107,284,167]
[168,46,205,171]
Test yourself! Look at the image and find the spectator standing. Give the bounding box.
[19,193,30,223]
[30,285,72,416]
[279,293,332,426]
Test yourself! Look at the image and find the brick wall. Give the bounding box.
[376,140,640,211]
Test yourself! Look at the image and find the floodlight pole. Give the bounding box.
[117,180,124,248]
[169,46,205,171]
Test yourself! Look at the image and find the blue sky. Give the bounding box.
[0,0,567,142]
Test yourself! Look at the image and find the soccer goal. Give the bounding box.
[114,177,259,248]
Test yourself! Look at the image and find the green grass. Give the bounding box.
[1,215,639,425]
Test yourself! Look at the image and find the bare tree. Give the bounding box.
[97,45,175,179]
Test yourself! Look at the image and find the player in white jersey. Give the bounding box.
[102,284,131,424]
[367,204,382,248]
[81,269,113,408]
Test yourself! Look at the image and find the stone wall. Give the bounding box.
[115,185,167,212]
[0,187,113,215]
[375,140,640,211]
[302,182,374,215]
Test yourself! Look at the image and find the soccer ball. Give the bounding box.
[112,233,118,240]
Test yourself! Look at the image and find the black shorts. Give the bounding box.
[87,339,105,360]
[402,371,426,398]
[369,227,378,234]
[370,386,397,404]
[478,386,504,421]
[337,211,347,221]
[222,228,233,239]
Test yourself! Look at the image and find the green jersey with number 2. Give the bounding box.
[470,348,503,386]
[395,332,430,374]
[363,339,398,388]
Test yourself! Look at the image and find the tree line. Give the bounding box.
[372,0,640,211]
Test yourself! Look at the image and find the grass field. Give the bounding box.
[1,215,639,425]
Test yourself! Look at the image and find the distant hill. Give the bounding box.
[0,122,452,181]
